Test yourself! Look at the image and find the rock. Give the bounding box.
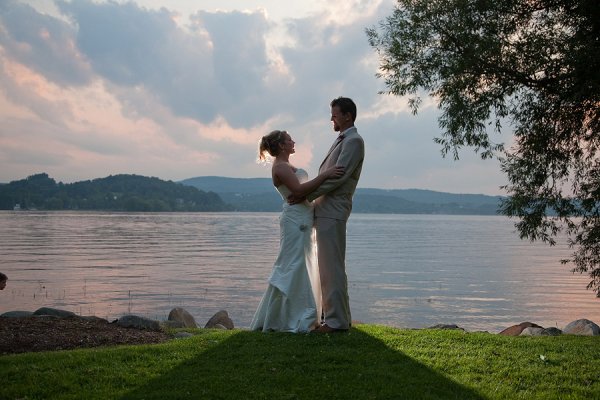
[204,310,234,329]
[520,327,545,336]
[33,307,77,318]
[427,324,465,331]
[499,322,543,336]
[168,307,198,328]
[162,320,186,329]
[1,311,34,318]
[116,315,161,331]
[541,327,562,336]
[213,324,227,330]
[563,319,600,336]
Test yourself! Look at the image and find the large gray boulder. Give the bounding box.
[117,315,161,330]
[33,307,77,318]
[204,310,234,329]
[541,327,562,336]
[520,327,545,336]
[563,319,600,336]
[1,311,34,318]
[168,307,198,328]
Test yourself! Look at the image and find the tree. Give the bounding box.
[0,173,233,212]
[366,0,600,294]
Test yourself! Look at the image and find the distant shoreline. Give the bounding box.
[1,173,504,215]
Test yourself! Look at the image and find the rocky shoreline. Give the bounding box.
[0,306,235,355]
[1,307,598,355]
[4,306,599,335]
[1,306,235,330]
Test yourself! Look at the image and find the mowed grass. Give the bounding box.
[1,324,599,399]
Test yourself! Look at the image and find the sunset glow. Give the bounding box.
[0,0,507,193]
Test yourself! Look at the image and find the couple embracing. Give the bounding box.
[250,97,365,334]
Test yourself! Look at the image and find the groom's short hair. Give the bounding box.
[331,97,357,122]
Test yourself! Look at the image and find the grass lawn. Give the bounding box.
[1,324,599,399]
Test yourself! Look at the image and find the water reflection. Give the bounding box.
[0,211,598,332]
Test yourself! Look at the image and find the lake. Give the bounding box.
[0,211,597,332]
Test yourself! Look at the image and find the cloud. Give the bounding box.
[0,0,508,194]
[189,10,275,126]
[0,0,92,86]
[50,1,294,128]
[55,0,220,121]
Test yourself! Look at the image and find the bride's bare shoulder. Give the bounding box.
[273,160,295,172]
[272,161,293,187]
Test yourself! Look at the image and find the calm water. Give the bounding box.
[0,211,598,332]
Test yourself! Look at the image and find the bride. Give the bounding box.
[250,130,344,333]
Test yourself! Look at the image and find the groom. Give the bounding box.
[307,97,365,333]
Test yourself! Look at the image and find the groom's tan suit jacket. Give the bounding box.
[307,126,364,219]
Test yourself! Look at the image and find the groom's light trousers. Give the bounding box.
[315,216,351,330]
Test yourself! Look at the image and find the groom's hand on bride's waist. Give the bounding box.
[287,194,306,205]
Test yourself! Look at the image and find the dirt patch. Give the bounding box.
[0,316,171,355]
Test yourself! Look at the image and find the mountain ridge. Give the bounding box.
[0,173,504,215]
[180,176,504,215]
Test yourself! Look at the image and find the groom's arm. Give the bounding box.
[306,137,364,202]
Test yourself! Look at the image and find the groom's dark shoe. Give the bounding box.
[311,324,348,334]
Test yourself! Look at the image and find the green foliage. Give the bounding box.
[1,326,600,399]
[367,0,600,294]
[0,173,233,212]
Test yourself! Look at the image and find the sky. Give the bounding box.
[0,0,509,195]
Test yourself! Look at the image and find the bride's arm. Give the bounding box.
[273,163,344,198]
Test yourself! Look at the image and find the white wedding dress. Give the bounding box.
[250,169,322,333]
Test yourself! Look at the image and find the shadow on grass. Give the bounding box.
[123,326,485,399]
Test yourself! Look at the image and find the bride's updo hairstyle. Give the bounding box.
[258,130,287,162]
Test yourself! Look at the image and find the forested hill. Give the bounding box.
[0,173,504,214]
[0,173,232,212]
[180,176,504,215]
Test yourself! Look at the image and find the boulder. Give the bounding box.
[162,320,186,329]
[499,322,543,336]
[563,319,600,336]
[541,327,562,336]
[204,310,234,329]
[1,311,34,318]
[33,307,76,318]
[427,324,465,331]
[116,315,161,331]
[168,307,198,328]
[520,327,545,336]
